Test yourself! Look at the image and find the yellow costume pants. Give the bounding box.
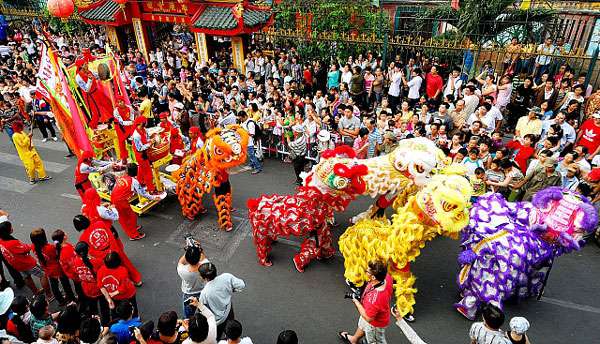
[21,152,47,180]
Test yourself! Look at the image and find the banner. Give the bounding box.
[36,43,91,156]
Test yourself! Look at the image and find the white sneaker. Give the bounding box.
[52,137,58,141]
[42,138,48,142]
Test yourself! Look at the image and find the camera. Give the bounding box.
[344,290,361,300]
[344,279,363,300]
[184,233,201,249]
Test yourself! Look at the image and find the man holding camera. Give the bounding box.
[177,236,210,318]
[339,261,393,344]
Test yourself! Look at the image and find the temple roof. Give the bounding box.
[79,0,121,22]
[191,3,273,35]
[193,6,238,30]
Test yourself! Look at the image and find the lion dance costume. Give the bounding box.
[175,125,248,231]
[248,146,368,272]
[339,174,473,318]
[455,187,598,320]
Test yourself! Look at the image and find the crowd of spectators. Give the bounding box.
[0,17,600,344]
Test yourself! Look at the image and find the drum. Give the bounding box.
[146,127,170,162]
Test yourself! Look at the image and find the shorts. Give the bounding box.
[358,316,387,344]
[21,265,44,278]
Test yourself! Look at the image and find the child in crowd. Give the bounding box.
[470,167,487,202]
[35,325,58,344]
[491,131,504,152]
[462,148,484,176]
[29,296,58,340]
[353,127,370,159]
[485,159,505,193]
[453,148,468,164]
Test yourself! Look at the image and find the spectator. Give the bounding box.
[516,157,562,201]
[338,260,393,344]
[34,325,57,344]
[468,303,510,344]
[287,125,308,185]
[576,112,600,158]
[178,244,210,319]
[462,148,484,176]
[109,301,141,344]
[425,66,443,102]
[562,164,580,191]
[276,330,298,344]
[506,134,537,173]
[238,110,262,174]
[217,320,252,344]
[515,107,543,138]
[338,105,361,146]
[486,159,524,200]
[198,263,245,340]
[184,298,216,344]
[29,296,57,340]
[507,317,531,344]
[79,317,102,344]
[147,311,183,344]
[365,118,382,158]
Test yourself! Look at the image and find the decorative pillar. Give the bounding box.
[105,25,122,52]
[132,18,150,63]
[231,36,245,74]
[195,32,209,65]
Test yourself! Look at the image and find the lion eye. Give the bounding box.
[415,164,425,174]
[215,147,223,155]
[441,200,457,212]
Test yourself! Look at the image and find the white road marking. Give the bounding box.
[0,176,35,194]
[539,296,600,314]
[154,213,174,220]
[60,193,80,200]
[0,152,69,173]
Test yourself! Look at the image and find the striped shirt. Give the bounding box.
[469,322,511,344]
[367,128,382,158]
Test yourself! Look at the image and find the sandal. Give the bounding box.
[337,331,351,343]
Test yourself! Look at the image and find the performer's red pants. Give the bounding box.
[113,199,139,239]
[137,158,155,192]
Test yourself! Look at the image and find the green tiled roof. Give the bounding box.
[194,6,237,30]
[80,0,121,22]
[244,9,271,27]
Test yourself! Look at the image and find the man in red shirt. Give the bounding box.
[577,112,600,158]
[339,261,393,344]
[425,66,443,102]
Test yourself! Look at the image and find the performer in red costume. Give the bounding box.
[75,57,114,129]
[73,215,142,286]
[158,112,173,133]
[188,126,204,155]
[169,127,188,165]
[112,95,135,162]
[110,164,162,240]
[82,188,119,231]
[74,151,112,200]
[131,116,155,192]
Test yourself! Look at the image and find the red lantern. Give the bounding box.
[47,0,74,19]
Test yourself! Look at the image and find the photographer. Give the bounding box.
[109,301,142,344]
[177,238,210,318]
[338,261,393,344]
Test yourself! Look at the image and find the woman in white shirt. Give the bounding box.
[403,68,423,106]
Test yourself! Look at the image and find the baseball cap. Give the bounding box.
[542,157,557,167]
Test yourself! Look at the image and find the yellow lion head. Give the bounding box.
[415,174,473,237]
[202,125,249,170]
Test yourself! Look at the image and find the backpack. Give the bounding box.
[248,119,263,139]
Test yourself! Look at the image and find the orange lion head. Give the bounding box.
[203,125,249,170]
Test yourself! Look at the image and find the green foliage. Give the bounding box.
[273,0,381,60]
[41,7,90,36]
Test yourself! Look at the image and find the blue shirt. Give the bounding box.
[327,70,340,89]
[367,128,383,158]
[110,317,142,344]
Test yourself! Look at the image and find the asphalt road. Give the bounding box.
[0,131,599,344]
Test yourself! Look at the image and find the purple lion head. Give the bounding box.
[530,187,598,251]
